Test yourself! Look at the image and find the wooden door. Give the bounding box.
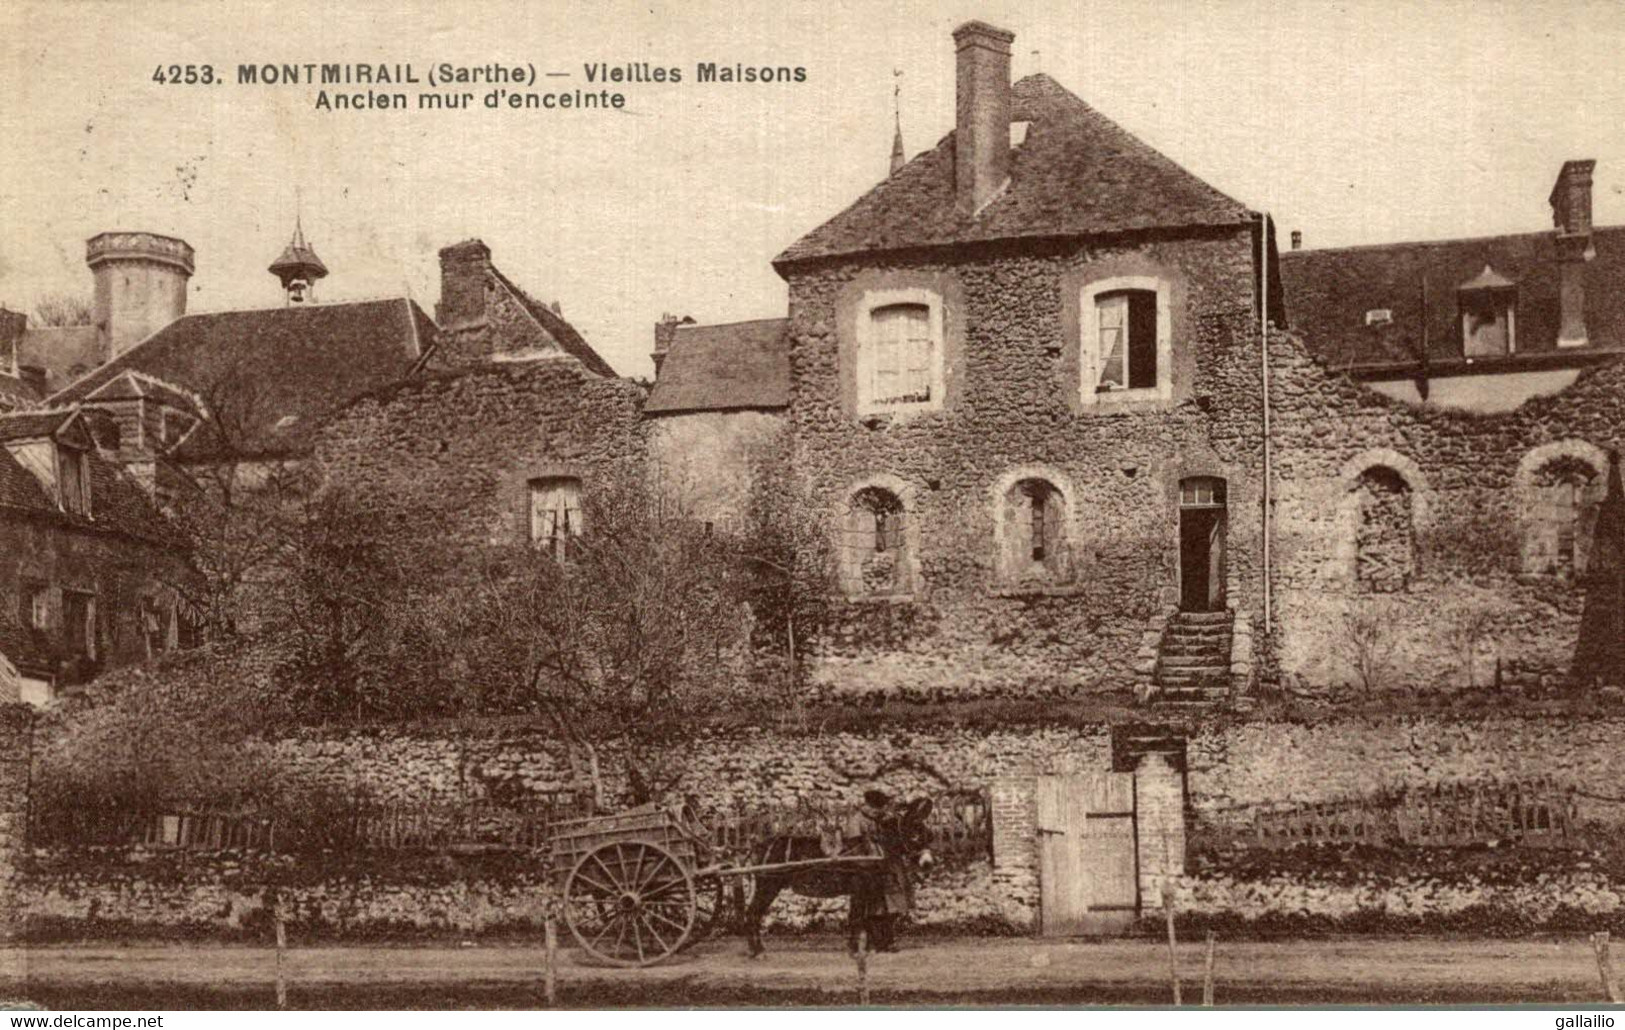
[1037,773,1139,936]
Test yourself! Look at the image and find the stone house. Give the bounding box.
[655,22,1279,705]
[0,408,187,705]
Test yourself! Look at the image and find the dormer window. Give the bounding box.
[1458,265,1516,357]
[58,444,91,517]
[855,289,945,416]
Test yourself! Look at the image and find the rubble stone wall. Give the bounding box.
[0,705,30,947]
[781,229,1267,701]
[1268,330,1625,691]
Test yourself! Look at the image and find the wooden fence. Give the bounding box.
[32,788,994,861]
[1251,777,1578,849]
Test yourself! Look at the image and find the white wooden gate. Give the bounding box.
[1036,772,1139,935]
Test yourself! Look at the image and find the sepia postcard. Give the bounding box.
[2,0,1625,1016]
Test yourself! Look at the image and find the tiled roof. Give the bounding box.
[775,73,1252,267]
[0,423,174,546]
[1280,226,1625,370]
[644,318,790,414]
[49,298,436,459]
[490,268,618,377]
[0,410,75,442]
[0,371,41,412]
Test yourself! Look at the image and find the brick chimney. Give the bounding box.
[1550,159,1596,348]
[435,239,494,328]
[652,313,693,377]
[953,21,1015,217]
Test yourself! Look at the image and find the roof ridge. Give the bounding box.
[676,316,788,331]
[183,295,409,317]
[488,266,618,378]
[1283,225,1625,258]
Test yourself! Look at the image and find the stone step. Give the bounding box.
[1168,625,1232,638]
[1162,638,1231,655]
[1171,611,1233,626]
[1157,669,1229,685]
[1159,653,1230,669]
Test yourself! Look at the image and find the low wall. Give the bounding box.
[256,715,1625,829]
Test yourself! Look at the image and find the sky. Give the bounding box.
[3,0,1625,378]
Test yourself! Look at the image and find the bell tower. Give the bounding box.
[268,216,329,304]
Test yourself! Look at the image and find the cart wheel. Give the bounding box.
[563,841,695,966]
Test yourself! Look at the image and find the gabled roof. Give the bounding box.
[0,409,76,442]
[775,73,1252,268]
[644,318,790,415]
[0,427,175,545]
[48,297,436,459]
[84,369,203,410]
[489,267,617,377]
[1280,225,1625,370]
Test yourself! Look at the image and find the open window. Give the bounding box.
[58,444,91,516]
[1080,277,1172,406]
[61,589,96,661]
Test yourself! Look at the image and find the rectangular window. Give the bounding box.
[1462,292,1514,357]
[870,304,932,405]
[1031,492,1047,562]
[61,590,96,660]
[59,446,91,516]
[19,580,48,630]
[528,477,583,559]
[1096,290,1159,392]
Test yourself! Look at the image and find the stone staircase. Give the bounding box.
[1153,610,1233,709]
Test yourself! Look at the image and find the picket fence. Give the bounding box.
[33,787,993,861]
[1251,777,1578,848]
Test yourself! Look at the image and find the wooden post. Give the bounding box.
[855,928,871,1006]
[274,904,288,1010]
[1592,931,1622,1002]
[1202,930,1216,1007]
[543,906,558,1007]
[1163,881,1181,1006]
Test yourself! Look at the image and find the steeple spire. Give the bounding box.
[268,202,329,305]
[889,68,905,176]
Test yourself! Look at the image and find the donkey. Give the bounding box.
[742,796,934,957]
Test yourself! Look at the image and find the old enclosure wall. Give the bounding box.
[1269,330,1625,692]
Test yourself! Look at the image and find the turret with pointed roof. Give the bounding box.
[268,217,329,304]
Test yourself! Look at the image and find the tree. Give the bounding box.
[31,292,92,327]
[444,469,762,807]
[1338,599,1398,695]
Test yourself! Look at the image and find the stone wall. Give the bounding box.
[251,714,1625,829]
[646,410,786,528]
[1268,329,1625,691]
[315,357,646,547]
[0,705,32,962]
[782,229,1266,701]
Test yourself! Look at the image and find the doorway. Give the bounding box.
[1178,477,1227,612]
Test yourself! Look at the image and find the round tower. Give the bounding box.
[86,231,194,358]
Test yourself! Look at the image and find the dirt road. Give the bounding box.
[2,936,1616,1006]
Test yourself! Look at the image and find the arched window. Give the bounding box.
[1527,456,1602,578]
[1353,466,1414,592]
[842,486,912,597]
[996,477,1068,585]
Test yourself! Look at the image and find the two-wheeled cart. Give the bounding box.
[550,804,884,966]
